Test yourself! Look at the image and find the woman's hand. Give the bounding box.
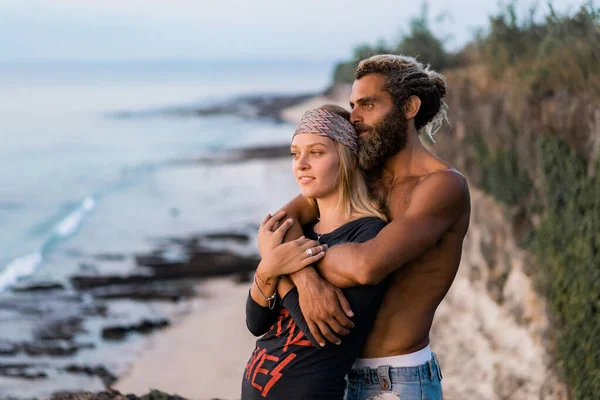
[258,237,328,279]
[257,210,292,258]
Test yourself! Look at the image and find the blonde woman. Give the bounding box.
[242,105,389,399]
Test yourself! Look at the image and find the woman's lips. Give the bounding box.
[298,177,315,184]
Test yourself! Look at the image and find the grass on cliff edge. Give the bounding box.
[531,136,600,399]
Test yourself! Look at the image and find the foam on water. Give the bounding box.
[53,196,95,237]
[0,196,96,292]
[0,252,43,292]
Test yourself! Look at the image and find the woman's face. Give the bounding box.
[290,134,340,200]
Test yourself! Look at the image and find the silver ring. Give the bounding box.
[305,248,313,257]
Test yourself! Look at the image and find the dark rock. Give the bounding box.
[111,91,313,124]
[0,363,48,380]
[102,319,170,341]
[204,232,250,243]
[195,144,290,165]
[23,341,93,357]
[11,282,65,292]
[233,271,253,284]
[71,275,157,290]
[93,253,127,262]
[135,249,259,279]
[79,262,100,272]
[50,389,190,400]
[88,282,196,302]
[34,317,84,341]
[0,340,20,356]
[64,364,118,387]
[190,93,313,122]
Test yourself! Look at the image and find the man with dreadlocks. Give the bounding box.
[261,54,470,399]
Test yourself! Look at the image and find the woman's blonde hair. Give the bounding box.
[305,105,387,222]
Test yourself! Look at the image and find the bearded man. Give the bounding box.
[261,54,470,400]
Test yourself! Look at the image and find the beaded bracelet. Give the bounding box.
[255,271,273,286]
[254,273,277,309]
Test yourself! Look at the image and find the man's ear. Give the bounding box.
[404,96,421,120]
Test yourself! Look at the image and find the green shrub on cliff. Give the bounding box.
[333,40,392,84]
[478,1,600,99]
[531,136,600,399]
[332,4,455,83]
[467,133,600,398]
[467,133,533,207]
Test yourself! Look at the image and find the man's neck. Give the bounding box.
[382,130,431,181]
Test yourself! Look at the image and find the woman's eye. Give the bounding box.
[290,152,298,157]
[311,151,322,155]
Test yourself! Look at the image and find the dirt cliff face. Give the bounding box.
[435,66,600,192]
[430,189,568,400]
[289,73,599,398]
[428,68,597,399]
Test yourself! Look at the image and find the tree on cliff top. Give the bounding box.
[332,3,456,84]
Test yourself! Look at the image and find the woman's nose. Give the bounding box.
[296,154,310,170]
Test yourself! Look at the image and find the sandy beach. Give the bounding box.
[114,277,256,400]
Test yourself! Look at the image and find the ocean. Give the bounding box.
[0,59,332,291]
[0,59,333,396]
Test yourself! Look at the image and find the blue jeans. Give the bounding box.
[345,354,443,400]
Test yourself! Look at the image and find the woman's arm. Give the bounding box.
[246,231,325,336]
[245,260,281,336]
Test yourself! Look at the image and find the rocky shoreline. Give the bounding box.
[0,229,261,397]
[0,91,312,399]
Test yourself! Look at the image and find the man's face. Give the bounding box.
[350,74,409,170]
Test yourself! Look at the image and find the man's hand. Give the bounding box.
[292,268,355,347]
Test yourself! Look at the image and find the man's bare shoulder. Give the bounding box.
[389,167,470,217]
[420,168,468,193]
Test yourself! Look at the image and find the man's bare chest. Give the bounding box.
[385,179,420,216]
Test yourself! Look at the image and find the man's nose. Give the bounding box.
[350,108,362,125]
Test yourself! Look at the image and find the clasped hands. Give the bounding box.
[257,210,355,347]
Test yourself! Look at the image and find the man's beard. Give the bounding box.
[355,107,409,171]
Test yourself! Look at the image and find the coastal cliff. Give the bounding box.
[282,64,599,398]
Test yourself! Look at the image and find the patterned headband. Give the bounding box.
[293,108,358,153]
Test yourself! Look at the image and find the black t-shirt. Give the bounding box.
[241,217,388,400]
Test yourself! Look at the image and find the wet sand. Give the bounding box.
[114,278,256,400]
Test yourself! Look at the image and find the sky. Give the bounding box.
[0,0,583,63]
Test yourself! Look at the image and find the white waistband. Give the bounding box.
[352,344,432,369]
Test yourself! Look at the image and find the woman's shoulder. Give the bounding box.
[324,217,386,244]
[345,217,386,241]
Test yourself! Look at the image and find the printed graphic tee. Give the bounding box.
[242,217,389,400]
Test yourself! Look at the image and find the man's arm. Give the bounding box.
[281,194,319,229]
[315,171,470,287]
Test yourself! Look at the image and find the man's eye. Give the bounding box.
[290,152,298,157]
[364,103,374,109]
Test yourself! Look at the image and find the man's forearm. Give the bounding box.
[288,266,321,288]
[289,244,367,289]
[280,195,318,232]
[314,243,368,287]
